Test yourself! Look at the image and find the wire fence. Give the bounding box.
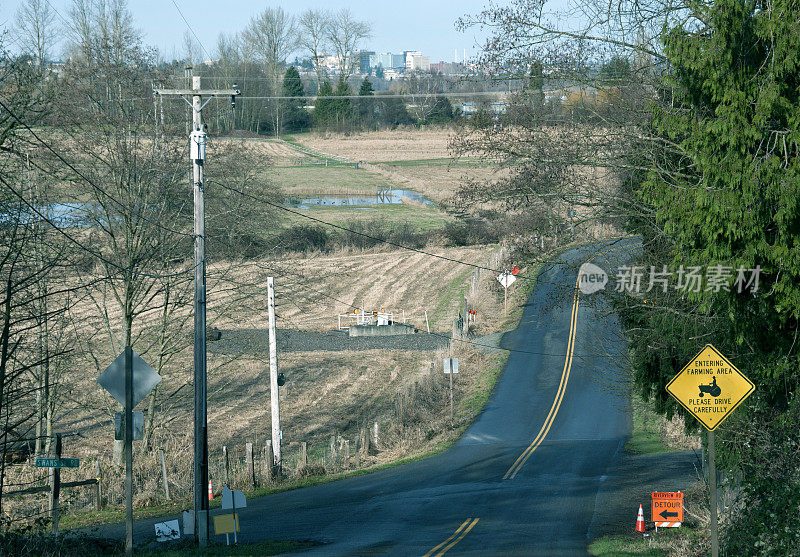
[0,416,416,529]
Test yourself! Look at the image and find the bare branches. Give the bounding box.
[13,0,58,69]
[298,9,331,84]
[326,9,371,78]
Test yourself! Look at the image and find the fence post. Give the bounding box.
[373,422,379,448]
[93,460,102,510]
[222,446,230,487]
[299,442,307,468]
[344,440,350,466]
[159,449,170,501]
[329,436,337,465]
[246,443,255,488]
[360,427,370,458]
[264,440,274,481]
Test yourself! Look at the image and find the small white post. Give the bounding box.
[425,311,430,333]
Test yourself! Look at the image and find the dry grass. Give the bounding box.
[296,129,455,162]
[212,137,313,166]
[363,163,508,204]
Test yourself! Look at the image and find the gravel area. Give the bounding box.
[208,328,450,355]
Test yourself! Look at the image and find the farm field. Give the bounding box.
[294,129,456,162]
[290,129,505,204]
[7,128,537,529]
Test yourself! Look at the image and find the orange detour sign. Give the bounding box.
[652,492,683,527]
[665,344,755,431]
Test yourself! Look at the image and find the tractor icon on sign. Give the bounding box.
[698,376,722,398]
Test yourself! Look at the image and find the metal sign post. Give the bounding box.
[708,430,719,557]
[444,359,459,423]
[125,345,134,556]
[97,348,161,555]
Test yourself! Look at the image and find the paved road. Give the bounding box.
[100,239,645,555]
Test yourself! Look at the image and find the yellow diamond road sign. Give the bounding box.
[666,344,755,431]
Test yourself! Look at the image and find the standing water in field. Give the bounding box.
[286,189,434,209]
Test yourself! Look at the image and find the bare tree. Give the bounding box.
[326,9,371,77]
[298,8,330,84]
[13,0,58,69]
[242,7,297,135]
[183,29,203,66]
[66,0,141,66]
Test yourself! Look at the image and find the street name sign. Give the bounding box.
[666,344,754,431]
[97,350,161,408]
[35,457,79,468]
[651,491,683,527]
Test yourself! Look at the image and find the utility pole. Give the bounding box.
[155,76,239,548]
[267,277,281,472]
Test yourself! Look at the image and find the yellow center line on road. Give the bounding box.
[503,276,581,480]
[423,517,480,557]
[502,240,641,481]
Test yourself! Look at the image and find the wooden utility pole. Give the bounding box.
[155,77,239,548]
[267,277,282,472]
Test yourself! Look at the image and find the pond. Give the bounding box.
[286,189,434,209]
[0,203,98,227]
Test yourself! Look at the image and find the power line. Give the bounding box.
[43,0,69,26]
[170,0,211,63]
[211,178,581,283]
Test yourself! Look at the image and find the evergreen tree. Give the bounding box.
[425,96,454,124]
[282,66,311,131]
[626,1,800,550]
[357,77,375,126]
[332,77,353,131]
[358,77,374,96]
[313,80,334,128]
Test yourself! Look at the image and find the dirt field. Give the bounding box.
[206,245,499,333]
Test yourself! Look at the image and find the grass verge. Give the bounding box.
[137,539,318,556]
[624,395,671,455]
[588,524,706,557]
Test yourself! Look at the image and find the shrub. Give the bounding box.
[443,218,500,246]
[273,225,330,253]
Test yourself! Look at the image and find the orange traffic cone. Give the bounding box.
[208,480,214,501]
[635,504,645,533]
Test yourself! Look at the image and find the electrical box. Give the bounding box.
[190,129,206,161]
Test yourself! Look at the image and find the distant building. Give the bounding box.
[368,52,406,71]
[357,50,375,73]
[405,51,430,72]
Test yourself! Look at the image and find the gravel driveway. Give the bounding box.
[208,328,451,355]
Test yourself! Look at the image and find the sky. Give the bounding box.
[0,0,493,63]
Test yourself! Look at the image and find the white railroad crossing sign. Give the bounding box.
[97,349,161,409]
